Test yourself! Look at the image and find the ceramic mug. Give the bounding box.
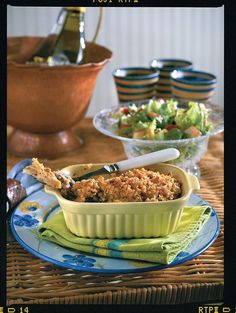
[113,67,160,102]
[150,59,193,98]
[170,69,217,101]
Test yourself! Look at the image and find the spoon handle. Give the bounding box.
[116,148,180,172]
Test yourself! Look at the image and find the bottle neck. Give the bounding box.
[51,9,86,64]
[64,10,85,33]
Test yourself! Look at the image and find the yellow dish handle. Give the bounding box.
[188,173,200,192]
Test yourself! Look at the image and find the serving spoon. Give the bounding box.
[7,148,180,217]
[73,148,180,181]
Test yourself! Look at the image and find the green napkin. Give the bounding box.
[37,206,212,264]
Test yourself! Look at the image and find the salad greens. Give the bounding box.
[114,99,213,140]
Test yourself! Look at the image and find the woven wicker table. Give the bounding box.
[7,119,224,305]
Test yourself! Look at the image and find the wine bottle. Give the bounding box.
[50,7,86,65]
[28,8,67,64]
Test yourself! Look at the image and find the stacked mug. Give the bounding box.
[150,59,193,99]
[113,60,217,103]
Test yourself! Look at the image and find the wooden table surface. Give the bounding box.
[7,119,128,171]
[7,119,224,305]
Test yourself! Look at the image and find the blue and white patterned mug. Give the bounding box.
[113,67,160,102]
[170,69,217,101]
[150,59,193,98]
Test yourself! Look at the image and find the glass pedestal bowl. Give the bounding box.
[93,100,224,178]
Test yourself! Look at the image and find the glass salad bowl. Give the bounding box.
[93,99,224,177]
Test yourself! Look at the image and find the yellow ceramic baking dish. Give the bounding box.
[45,163,200,239]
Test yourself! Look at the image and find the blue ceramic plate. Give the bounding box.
[8,160,220,274]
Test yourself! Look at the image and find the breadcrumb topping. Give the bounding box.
[73,168,181,202]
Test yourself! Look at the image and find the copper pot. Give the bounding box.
[7,36,112,158]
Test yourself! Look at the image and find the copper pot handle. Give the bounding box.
[92,7,104,43]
